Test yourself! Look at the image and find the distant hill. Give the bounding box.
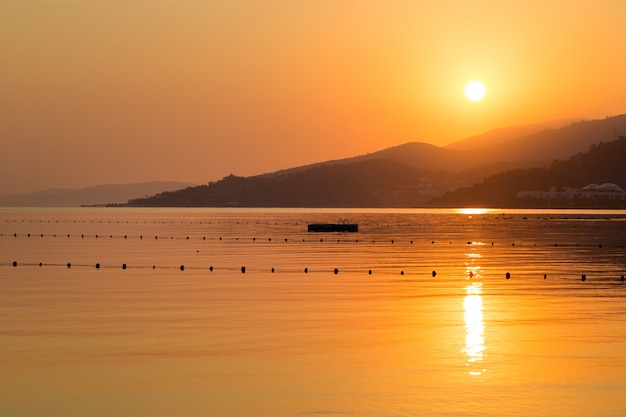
[474,116,626,163]
[0,182,194,207]
[444,118,582,151]
[121,160,454,207]
[428,137,626,208]
[445,123,554,151]
[118,114,626,208]
[265,115,626,178]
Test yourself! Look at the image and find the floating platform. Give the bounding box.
[307,222,358,232]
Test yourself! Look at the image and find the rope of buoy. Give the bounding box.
[0,232,621,250]
[3,261,626,282]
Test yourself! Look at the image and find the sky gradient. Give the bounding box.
[2,0,625,194]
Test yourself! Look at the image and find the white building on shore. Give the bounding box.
[517,183,626,201]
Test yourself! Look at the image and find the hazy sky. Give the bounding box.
[2,0,625,194]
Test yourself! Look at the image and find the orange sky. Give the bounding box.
[1,0,625,194]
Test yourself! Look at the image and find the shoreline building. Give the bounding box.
[517,183,626,201]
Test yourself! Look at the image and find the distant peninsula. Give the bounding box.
[0,182,195,207]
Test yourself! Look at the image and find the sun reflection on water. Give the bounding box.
[464,284,484,377]
[463,245,485,380]
[457,208,490,215]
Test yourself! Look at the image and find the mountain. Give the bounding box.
[445,123,555,151]
[473,116,626,163]
[0,182,195,207]
[119,115,626,208]
[444,118,582,151]
[265,115,626,178]
[428,137,626,208]
[121,160,454,207]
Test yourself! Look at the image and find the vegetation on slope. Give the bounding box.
[428,137,626,208]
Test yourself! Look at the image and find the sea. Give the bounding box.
[1,207,626,417]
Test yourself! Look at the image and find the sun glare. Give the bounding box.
[465,81,486,101]
[458,208,489,215]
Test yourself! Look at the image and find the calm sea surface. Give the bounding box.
[1,208,626,417]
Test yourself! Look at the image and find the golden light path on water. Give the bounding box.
[464,242,486,380]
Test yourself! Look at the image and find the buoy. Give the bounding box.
[334,268,339,274]
[39,262,42,267]
[506,272,511,279]
[67,263,71,269]
[96,263,100,269]
[180,265,185,271]
[582,274,586,282]
[271,267,275,273]
[304,267,308,273]
[122,263,127,270]
[241,266,246,273]
[621,275,624,282]
[368,270,372,275]
[209,266,213,271]
[401,271,404,275]
[544,274,547,279]
[432,271,437,277]
[12,261,17,267]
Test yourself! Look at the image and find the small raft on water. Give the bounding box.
[308,219,358,232]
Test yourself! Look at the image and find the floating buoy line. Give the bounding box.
[2,260,625,284]
[2,216,624,282]
[0,231,624,249]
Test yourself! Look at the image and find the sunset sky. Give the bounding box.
[2,0,625,194]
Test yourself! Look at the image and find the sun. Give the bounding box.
[465,81,486,101]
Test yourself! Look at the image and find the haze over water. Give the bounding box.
[2,208,626,416]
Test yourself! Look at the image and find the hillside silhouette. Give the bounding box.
[120,115,626,208]
[123,159,454,207]
[428,137,626,208]
[265,115,626,176]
